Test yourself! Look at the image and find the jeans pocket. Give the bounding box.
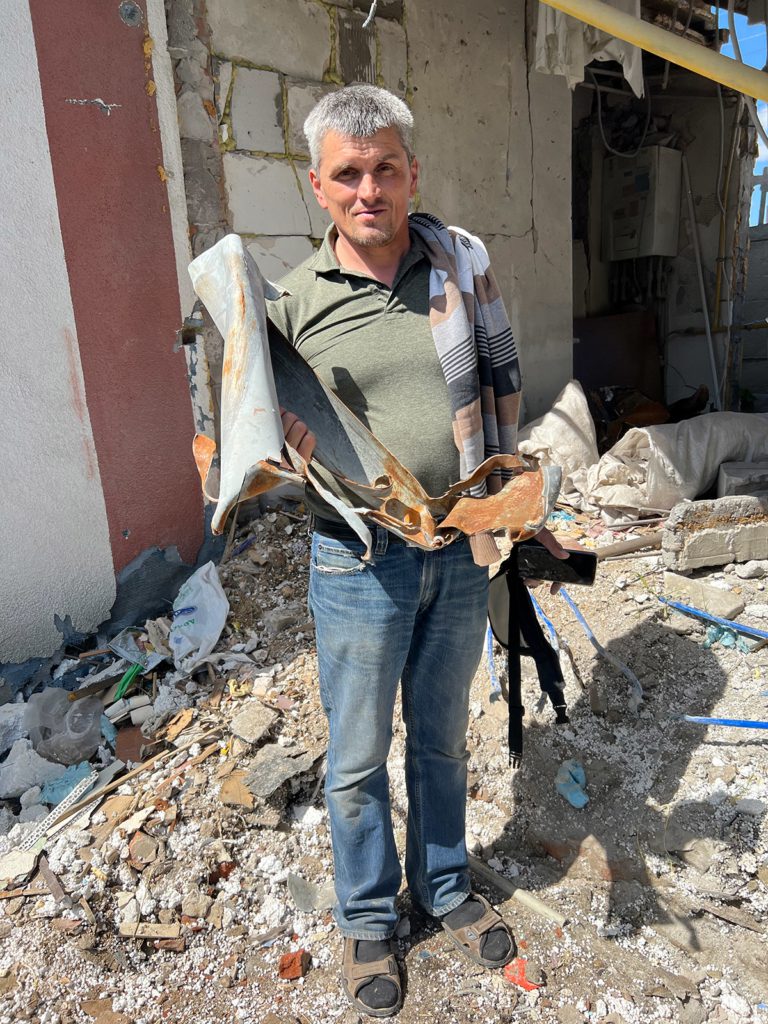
[313,541,368,576]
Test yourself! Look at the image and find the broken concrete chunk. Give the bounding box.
[0,846,39,885]
[230,701,278,744]
[0,739,66,799]
[181,890,213,919]
[262,606,304,635]
[662,496,768,572]
[246,745,315,798]
[734,798,766,816]
[286,872,335,913]
[664,573,746,621]
[734,559,768,580]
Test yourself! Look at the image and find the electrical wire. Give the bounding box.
[727,0,768,150]
[588,67,652,158]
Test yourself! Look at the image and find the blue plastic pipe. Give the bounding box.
[560,587,644,708]
[682,714,768,729]
[659,597,768,641]
[486,624,502,696]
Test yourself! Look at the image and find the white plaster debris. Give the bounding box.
[1,513,766,1024]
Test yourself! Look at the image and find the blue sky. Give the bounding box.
[716,7,767,223]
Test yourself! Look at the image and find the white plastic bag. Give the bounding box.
[169,562,230,672]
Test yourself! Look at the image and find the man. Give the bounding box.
[268,85,565,1017]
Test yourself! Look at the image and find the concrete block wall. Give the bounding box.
[165,0,573,422]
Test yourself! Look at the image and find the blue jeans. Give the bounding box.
[309,526,489,939]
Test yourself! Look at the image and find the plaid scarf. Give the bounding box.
[409,212,522,497]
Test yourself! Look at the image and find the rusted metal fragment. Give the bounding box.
[189,234,560,553]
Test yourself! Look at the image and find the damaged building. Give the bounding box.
[2,0,768,665]
[1,2,768,1021]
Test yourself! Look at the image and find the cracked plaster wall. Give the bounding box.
[165,0,572,423]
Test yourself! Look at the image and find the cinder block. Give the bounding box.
[378,19,407,98]
[246,236,315,283]
[207,0,330,81]
[663,573,745,621]
[337,9,376,84]
[717,462,768,498]
[230,68,284,153]
[294,161,331,238]
[662,495,768,572]
[223,155,310,235]
[286,80,336,158]
[353,0,403,20]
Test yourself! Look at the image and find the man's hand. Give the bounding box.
[280,407,316,465]
[525,525,571,596]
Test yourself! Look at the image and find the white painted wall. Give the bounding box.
[0,0,115,662]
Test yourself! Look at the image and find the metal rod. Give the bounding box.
[538,0,768,100]
[682,153,723,410]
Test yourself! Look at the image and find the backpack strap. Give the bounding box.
[504,547,569,767]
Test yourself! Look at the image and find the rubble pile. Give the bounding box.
[0,506,766,1024]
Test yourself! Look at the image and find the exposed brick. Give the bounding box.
[353,0,403,20]
[294,161,331,238]
[223,155,310,234]
[246,236,314,283]
[230,67,283,153]
[377,19,407,98]
[278,949,311,979]
[206,0,330,81]
[286,80,336,159]
[337,9,376,85]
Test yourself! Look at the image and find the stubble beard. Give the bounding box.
[347,220,398,248]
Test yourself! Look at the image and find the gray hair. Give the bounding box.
[304,84,414,169]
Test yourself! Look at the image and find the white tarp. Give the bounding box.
[519,381,768,521]
[518,381,599,508]
[534,0,644,98]
[577,412,768,519]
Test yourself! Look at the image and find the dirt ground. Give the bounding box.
[1,508,767,1024]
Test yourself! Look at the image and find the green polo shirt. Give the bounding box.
[267,226,460,520]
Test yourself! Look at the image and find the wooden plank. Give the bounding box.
[118,922,181,940]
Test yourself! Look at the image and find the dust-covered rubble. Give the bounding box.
[0,508,766,1024]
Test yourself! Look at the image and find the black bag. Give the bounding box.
[488,545,569,767]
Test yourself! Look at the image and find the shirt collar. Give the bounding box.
[308,223,428,280]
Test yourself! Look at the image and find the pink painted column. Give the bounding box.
[29,0,203,570]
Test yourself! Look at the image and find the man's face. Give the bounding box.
[309,127,418,251]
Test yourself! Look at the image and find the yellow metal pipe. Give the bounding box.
[538,0,768,101]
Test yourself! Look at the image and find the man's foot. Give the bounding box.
[440,893,515,968]
[341,937,403,1017]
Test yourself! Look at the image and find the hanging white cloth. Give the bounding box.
[534,0,645,98]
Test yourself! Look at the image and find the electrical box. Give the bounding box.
[602,146,682,261]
